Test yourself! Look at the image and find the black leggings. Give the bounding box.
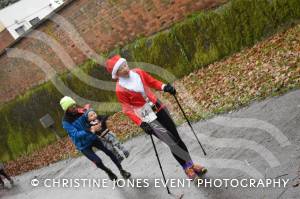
[81,138,123,173]
[151,108,192,168]
[0,169,11,184]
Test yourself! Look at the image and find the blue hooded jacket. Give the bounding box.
[62,110,97,151]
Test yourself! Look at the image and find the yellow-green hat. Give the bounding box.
[60,96,76,111]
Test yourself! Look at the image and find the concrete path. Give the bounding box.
[1,90,299,199]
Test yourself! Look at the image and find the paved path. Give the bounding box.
[1,90,299,199]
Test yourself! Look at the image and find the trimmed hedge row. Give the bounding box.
[0,0,299,162]
[119,0,300,75]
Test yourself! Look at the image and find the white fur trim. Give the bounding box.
[112,58,127,79]
[119,71,145,94]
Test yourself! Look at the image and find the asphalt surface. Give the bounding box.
[1,89,299,199]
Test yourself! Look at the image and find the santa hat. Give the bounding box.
[105,55,127,79]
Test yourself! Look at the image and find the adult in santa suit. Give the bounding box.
[105,55,207,179]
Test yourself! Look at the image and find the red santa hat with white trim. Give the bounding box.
[105,55,127,79]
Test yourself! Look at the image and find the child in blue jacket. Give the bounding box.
[86,110,130,163]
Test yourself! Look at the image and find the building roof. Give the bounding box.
[0,0,76,56]
[0,0,58,28]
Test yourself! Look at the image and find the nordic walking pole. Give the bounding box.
[173,94,207,156]
[150,134,171,195]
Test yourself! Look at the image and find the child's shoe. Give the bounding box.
[123,150,129,158]
[118,156,124,163]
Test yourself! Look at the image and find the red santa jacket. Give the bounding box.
[116,68,165,126]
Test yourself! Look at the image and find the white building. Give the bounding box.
[0,0,64,39]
